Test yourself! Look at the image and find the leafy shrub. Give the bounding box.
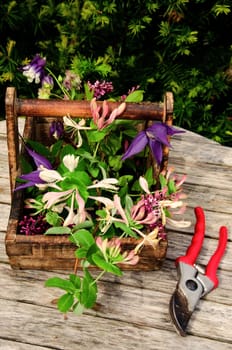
[0,0,231,145]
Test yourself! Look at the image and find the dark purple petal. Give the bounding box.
[122,131,148,160]
[49,121,64,139]
[146,123,171,147]
[15,170,45,191]
[25,146,52,169]
[165,124,185,136]
[148,139,163,165]
[15,181,39,191]
[41,74,54,87]
[30,54,46,72]
[20,170,43,183]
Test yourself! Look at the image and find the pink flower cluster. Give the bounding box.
[88,80,113,99]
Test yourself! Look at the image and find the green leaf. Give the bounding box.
[69,274,81,289]
[57,293,74,313]
[144,166,156,187]
[125,90,144,102]
[72,220,93,231]
[167,179,177,194]
[159,173,167,189]
[92,253,122,276]
[44,226,71,235]
[45,277,75,292]
[108,155,122,171]
[84,82,94,100]
[45,211,63,226]
[72,229,95,248]
[113,221,137,238]
[80,270,98,308]
[118,175,133,186]
[75,247,88,259]
[88,130,106,142]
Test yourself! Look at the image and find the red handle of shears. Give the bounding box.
[205,226,228,288]
[176,207,205,266]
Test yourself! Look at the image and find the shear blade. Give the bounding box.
[169,288,192,336]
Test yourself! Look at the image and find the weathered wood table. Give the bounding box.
[0,118,231,350]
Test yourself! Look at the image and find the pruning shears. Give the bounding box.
[169,206,228,336]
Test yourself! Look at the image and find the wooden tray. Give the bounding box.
[5,87,173,270]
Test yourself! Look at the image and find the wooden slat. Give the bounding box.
[0,264,231,347]
[0,109,232,349]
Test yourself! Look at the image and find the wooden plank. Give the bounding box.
[0,261,231,342]
[0,339,50,350]
[0,120,232,349]
[0,295,231,349]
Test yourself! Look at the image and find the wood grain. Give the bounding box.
[0,118,232,349]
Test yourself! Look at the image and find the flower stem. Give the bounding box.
[91,270,106,286]
[46,67,71,99]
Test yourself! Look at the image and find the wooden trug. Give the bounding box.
[5,87,173,270]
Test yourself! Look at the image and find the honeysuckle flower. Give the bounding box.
[42,189,73,209]
[63,192,76,227]
[139,176,150,194]
[24,198,45,215]
[113,194,129,226]
[121,249,140,265]
[96,237,139,265]
[63,154,79,172]
[88,178,119,191]
[88,196,115,209]
[73,190,89,225]
[122,122,184,165]
[63,115,91,147]
[134,228,162,253]
[166,217,191,228]
[21,54,46,84]
[90,98,126,130]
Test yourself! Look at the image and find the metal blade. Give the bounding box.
[169,288,193,336]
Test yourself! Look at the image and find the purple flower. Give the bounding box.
[88,80,113,100]
[122,122,184,165]
[21,54,46,84]
[41,74,54,88]
[15,147,53,191]
[25,146,52,169]
[49,121,64,139]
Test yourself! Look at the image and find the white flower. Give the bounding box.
[23,68,41,84]
[63,154,79,172]
[88,178,119,191]
[42,189,73,209]
[139,176,150,194]
[63,115,91,148]
[166,217,191,228]
[39,167,64,183]
[89,196,115,209]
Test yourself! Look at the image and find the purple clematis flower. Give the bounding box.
[21,54,47,84]
[15,147,53,191]
[122,122,184,165]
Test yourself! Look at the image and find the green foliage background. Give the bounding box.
[1,0,232,145]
